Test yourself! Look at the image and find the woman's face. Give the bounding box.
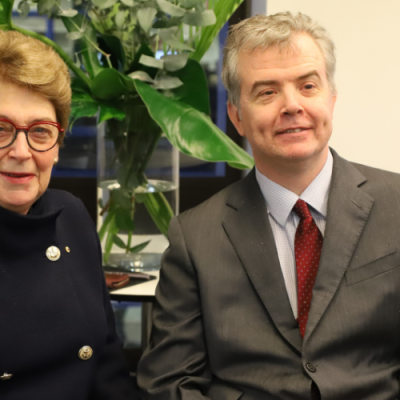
[0,81,59,214]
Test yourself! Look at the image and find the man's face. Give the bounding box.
[228,33,337,175]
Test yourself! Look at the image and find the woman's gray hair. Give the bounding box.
[222,12,336,109]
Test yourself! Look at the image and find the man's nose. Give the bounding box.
[9,131,32,160]
[281,90,304,116]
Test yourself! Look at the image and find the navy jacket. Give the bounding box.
[0,189,134,399]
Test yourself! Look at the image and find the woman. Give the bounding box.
[0,30,134,399]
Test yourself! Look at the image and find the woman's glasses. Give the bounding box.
[0,118,63,152]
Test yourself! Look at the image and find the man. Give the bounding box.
[137,12,400,400]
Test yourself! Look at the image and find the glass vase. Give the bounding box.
[97,100,179,271]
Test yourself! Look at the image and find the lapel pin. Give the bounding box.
[46,246,61,261]
[0,372,12,381]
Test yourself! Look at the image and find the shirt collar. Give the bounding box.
[255,150,333,227]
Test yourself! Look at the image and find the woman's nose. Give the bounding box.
[8,131,32,160]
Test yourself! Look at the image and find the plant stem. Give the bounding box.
[126,196,135,252]
[100,198,111,216]
[91,7,108,33]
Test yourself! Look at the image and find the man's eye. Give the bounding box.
[303,84,315,90]
[262,90,274,96]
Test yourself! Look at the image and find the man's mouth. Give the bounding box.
[280,128,309,134]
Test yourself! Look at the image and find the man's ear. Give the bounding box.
[227,102,245,137]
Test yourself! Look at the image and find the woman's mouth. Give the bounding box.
[0,172,34,183]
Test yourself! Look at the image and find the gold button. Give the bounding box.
[0,373,12,381]
[65,247,70,253]
[46,246,60,261]
[78,346,93,360]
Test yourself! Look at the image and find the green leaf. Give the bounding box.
[129,240,151,253]
[182,9,216,26]
[143,192,174,236]
[153,76,183,90]
[98,33,126,69]
[135,193,146,204]
[70,92,100,121]
[98,207,115,241]
[88,10,100,24]
[191,0,244,62]
[58,8,78,17]
[92,0,118,9]
[71,77,91,93]
[0,0,13,31]
[66,31,84,40]
[139,54,164,69]
[156,0,185,17]
[137,7,157,33]
[74,52,81,68]
[152,16,181,29]
[113,235,127,249]
[98,104,126,123]
[92,68,128,100]
[135,80,254,169]
[128,70,154,83]
[159,30,194,51]
[115,208,135,231]
[170,59,210,114]
[103,212,119,263]
[37,0,54,15]
[121,0,135,5]
[127,43,158,78]
[17,1,30,18]
[180,0,201,8]
[61,13,103,79]
[163,38,195,52]
[115,10,127,28]
[111,189,132,210]
[162,53,189,72]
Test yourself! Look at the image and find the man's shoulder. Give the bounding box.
[177,172,253,226]
[350,161,400,187]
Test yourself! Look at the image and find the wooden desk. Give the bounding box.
[109,271,159,350]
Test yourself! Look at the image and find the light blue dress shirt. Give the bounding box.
[255,151,333,318]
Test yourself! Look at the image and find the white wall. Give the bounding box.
[262,0,400,173]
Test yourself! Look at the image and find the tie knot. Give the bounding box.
[293,199,312,220]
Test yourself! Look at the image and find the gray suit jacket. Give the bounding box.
[138,151,400,400]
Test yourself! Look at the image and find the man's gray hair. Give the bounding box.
[222,12,336,109]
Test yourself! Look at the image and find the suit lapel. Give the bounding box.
[222,171,302,353]
[304,152,374,342]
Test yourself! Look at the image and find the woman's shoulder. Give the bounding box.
[41,188,87,210]
[38,189,93,226]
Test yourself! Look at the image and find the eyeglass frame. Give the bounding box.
[0,118,64,152]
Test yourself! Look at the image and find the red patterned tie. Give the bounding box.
[293,199,323,338]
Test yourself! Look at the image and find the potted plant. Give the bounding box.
[0,0,254,266]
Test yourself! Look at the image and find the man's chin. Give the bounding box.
[276,144,329,164]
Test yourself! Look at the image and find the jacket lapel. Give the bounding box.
[304,151,374,342]
[222,170,302,353]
